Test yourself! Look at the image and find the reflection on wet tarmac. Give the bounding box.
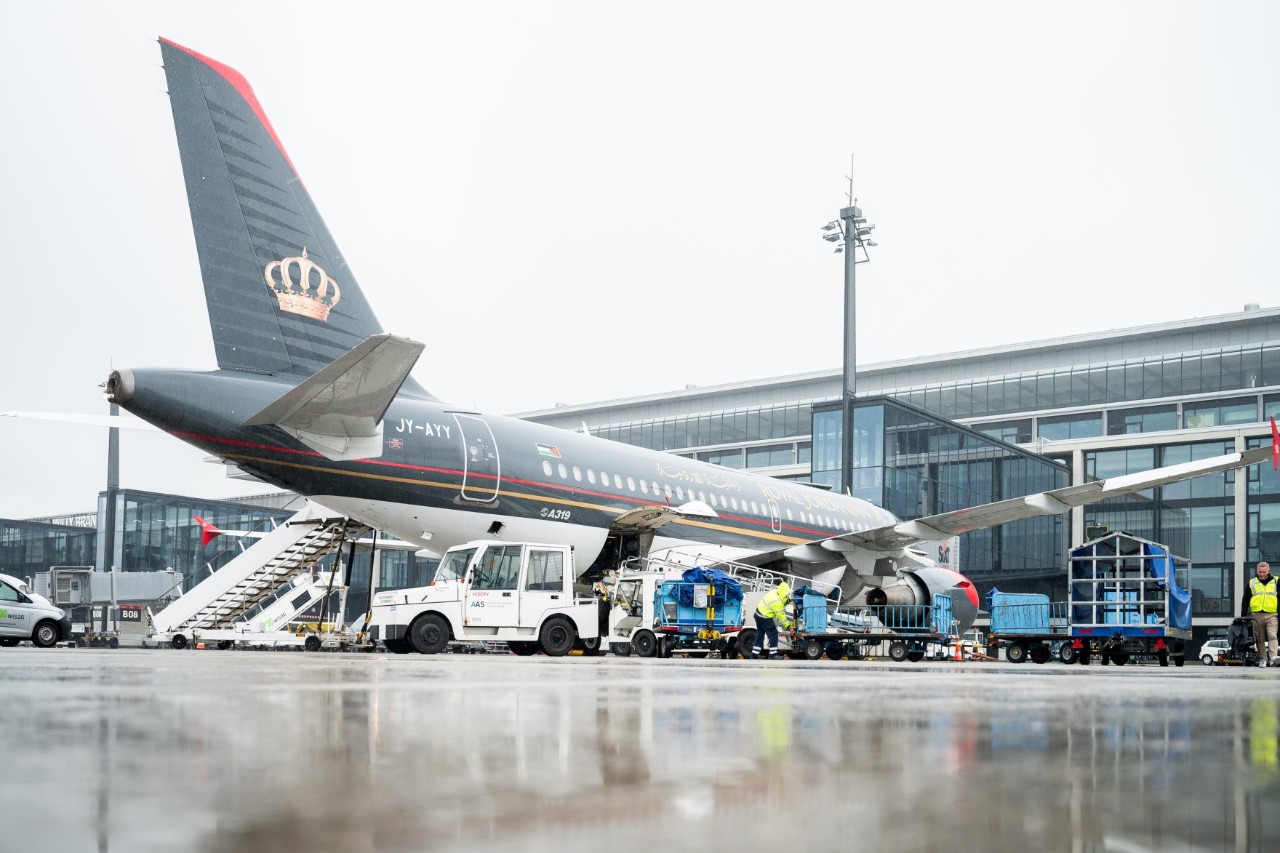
[1,650,1277,852]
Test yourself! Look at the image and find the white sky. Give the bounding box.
[2,1,1279,520]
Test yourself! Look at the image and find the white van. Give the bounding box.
[0,572,72,647]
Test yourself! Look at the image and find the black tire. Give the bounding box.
[1111,652,1130,666]
[1174,654,1185,667]
[304,635,322,652]
[31,621,59,648]
[1157,648,1169,667]
[216,640,233,651]
[657,637,674,658]
[1030,644,1051,664]
[906,650,925,662]
[633,629,657,658]
[578,635,604,656]
[888,640,909,662]
[171,634,188,650]
[612,643,632,657]
[509,641,538,656]
[803,639,823,660]
[824,642,845,661]
[1006,642,1028,664]
[0,638,19,647]
[408,614,450,654]
[1200,654,1215,666]
[539,618,576,657]
[1056,643,1077,665]
[384,638,411,654]
[737,628,756,658]
[1078,647,1091,665]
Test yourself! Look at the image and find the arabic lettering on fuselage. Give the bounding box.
[655,462,741,492]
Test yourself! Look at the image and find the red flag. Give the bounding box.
[1272,416,1279,472]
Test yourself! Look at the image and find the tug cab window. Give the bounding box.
[525,549,565,592]
[473,545,521,591]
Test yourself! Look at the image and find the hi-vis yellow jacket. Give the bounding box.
[756,582,793,629]
[1249,577,1278,614]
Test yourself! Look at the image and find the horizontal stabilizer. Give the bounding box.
[243,334,424,461]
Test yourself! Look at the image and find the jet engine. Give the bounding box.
[864,566,980,633]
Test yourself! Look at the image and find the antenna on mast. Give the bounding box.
[845,152,855,206]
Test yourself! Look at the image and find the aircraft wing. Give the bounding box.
[243,334,424,461]
[842,437,1276,555]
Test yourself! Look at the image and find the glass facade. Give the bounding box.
[0,519,95,579]
[895,343,1280,421]
[595,401,811,452]
[812,397,1070,598]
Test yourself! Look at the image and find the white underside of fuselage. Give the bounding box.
[307,494,664,575]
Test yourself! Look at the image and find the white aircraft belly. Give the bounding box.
[309,495,611,574]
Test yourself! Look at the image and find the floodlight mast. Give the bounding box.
[820,187,875,497]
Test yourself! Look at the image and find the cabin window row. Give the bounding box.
[539,459,859,531]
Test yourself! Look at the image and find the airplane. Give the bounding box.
[103,38,1280,641]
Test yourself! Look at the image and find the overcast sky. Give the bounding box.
[3,1,1279,520]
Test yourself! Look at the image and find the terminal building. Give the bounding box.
[3,304,1278,644]
[522,303,1280,642]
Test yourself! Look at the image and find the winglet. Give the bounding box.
[193,516,221,547]
[1271,416,1279,471]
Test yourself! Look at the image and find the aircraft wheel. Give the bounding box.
[1030,644,1051,664]
[509,642,538,656]
[408,614,450,654]
[304,635,322,653]
[803,639,823,660]
[632,629,657,658]
[539,618,576,657]
[171,634,188,650]
[1056,643,1077,664]
[888,640,909,662]
[736,628,756,658]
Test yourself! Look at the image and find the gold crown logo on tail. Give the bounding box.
[263,248,342,321]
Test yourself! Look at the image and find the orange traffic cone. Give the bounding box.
[952,639,964,661]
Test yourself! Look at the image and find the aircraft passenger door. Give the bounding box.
[465,544,522,627]
[453,414,500,503]
[768,500,782,534]
[519,547,568,629]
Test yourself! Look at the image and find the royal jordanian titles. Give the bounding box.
[106,38,1280,636]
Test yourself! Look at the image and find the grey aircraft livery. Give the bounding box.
[105,38,1280,638]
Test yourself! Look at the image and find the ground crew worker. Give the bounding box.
[1241,561,1278,667]
[751,581,792,659]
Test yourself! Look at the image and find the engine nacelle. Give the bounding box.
[865,566,979,633]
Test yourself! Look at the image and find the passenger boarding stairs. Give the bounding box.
[149,503,365,647]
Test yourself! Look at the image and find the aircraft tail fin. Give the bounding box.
[157,38,432,399]
[193,516,222,547]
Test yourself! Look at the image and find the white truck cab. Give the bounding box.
[369,541,596,656]
[0,571,72,648]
